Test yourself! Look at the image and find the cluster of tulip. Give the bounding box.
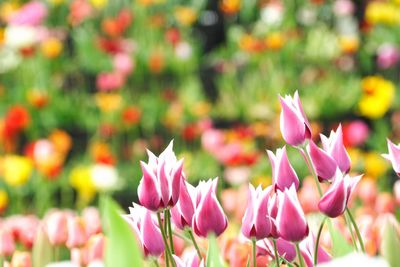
[123,92,368,267]
[0,208,104,267]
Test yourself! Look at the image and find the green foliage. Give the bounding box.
[206,234,227,267]
[380,217,400,267]
[32,226,53,267]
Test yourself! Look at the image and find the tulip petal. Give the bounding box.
[318,174,347,218]
[279,95,307,146]
[141,210,165,257]
[138,161,161,211]
[308,140,337,181]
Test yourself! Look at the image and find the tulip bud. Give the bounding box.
[276,185,309,242]
[241,185,273,240]
[171,179,196,230]
[82,207,102,236]
[267,146,299,191]
[45,211,68,246]
[279,91,311,146]
[0,229,15,257]
[66,217,88,248]
[382,139,400,176]
[307,140,337,181]
[193,178,228,238]
[137,141,184,211]
[320,125,351,174]
[318,171,362,218]
[87,234,105,263]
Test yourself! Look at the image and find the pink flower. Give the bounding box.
[279,91,311,146]
[82,207,102,236]
[201,129,224,153]
[137,141,184,211]
[300,233,331,267]
[342,120,369,147]
[320,125,351,174]
[123,204,165,257]
[9,1,47,26]
[307,140,338,182]
[394,180,400,206]
[45,211,68,246]
[171,179,196,230]
[87,234,105,262]
[267,146,300,191]
[96,72,125,91]
[0,229,15,257]
[276,185,309,242]
[318,171,362,218]
[382,139,400,176]
[113,53,134,75]
[11,251,31,267]
[66,217,88,248]
[333,0,354,16]
[241,185,273,240]
[377,44,400,69]
[257,237,296,262]
[193,178,228,238]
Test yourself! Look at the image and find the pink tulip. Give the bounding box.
[87,234,105,262]
[113,53,134,75]
[333,0,354,16]
[257,237,296,262]
[279,91,311,146]
[267,193,279,239]
[267,146,299,191]
[171,179,196,230]
[9,1,47,26]
[241,184,273,240]
[0,229,15,257]
[66,217,88,248]
[276,185,309,242]
[124,204,165,257]
[11,251,32,267]
[182,250,203,267]
[96,72,125,91]
[45,211,68,246]
[320,125,351,173]
[307,140,337,181]
[382,139,400,176]
[300,233,331,267]
[318,171,362,218]
[394,180,400,206]
[342,120,369,147]
[377,43,400,69]
[82,207,102,236]
[193,178,228,238]
[137,141,184,211]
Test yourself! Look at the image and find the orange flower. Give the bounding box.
[339,36,359,54]
[95,93,123,113]
[49,129,72,154]
[41,38,63,58]
[220,0,241,15]
[122,106,141,126]
[90,142,115,165]
[148,51,165,74]
[265,32,286,50]
[27,89,49,108]
[174,6,197,26]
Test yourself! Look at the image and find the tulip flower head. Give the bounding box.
[45,211,68,246]
[300,233,331,267]
[279,91,311,146]
[307,140,338,182]
[320,125,351,174]
[318,171,362,218]
[137,141,184,211]
[241,184,273,240]
[257,237,296,262]
[276,185,309,242]
[382,139,400,176]
[193,178,228,238]
[123,203,165,257]
[267,146,300,191]
[171,179,196,230]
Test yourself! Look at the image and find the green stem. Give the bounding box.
[314,218,326,265]
[346,208,365,253]
[157,212,174,267]
[252,238,257,267]
[165,209,175,254]
[295,243,305,267]
[188,229,202,261]
[299,145,323,197]
[344,211,358,251]
[272,239,280,267]
[153,258,160,267]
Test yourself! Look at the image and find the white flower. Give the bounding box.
[261,3,283,26]
[317,253,389,267]
[90,164,119,191]
[4,25,38,49]
[175,42,192,60]
[0,47,21,73]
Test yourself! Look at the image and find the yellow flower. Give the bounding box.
[0,189,8,213]
[220,0,241,15]
[364,152,388,178]
[69,166,96,203]
[1,155,33,187]
[41,38,63,58]
[359,76,395,119]
[339,35,359,54]
[191,101,211,118]
[174,6,197,26]
[95,93,123,113]
[365,2,400,25]
[265,32,285,50]
[90,0,108,9]
[0,2,19,22]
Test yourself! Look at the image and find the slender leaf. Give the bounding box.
[380,218,400,267]
[327,220,353,257]
[32,225,53,267]
[206,234,226,267]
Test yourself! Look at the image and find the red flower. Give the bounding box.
[3,105,30,138]
[122,106,141,126]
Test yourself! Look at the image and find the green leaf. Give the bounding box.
[101,196,144,267]
[380,217,400,267]
[206,234,226,267]
[327,219,353,257]
[32,226,53,267]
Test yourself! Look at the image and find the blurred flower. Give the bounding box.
[45,211,68,246]
[90,142,115,165]
[4,25,38,49]
[394,180,400,206]
[174,6,197,26]
[265,32,285,50]
[95,93,123,113]
[122,106,141,126]
[96,72,125,91]
[67,216,88,248]
[90,164,119,192]
[364,152,388,179]
[357,178,378,206]
[101,9,132,37]
[41,37,63,58]
[377,43,400,69]
[3,105,30,138]
[175,42,192,60]
[27,89,49,108]
[220,0,240,15]
[339,35,359,54]
[9,1,47,26]
[70,166,96,203]
[359,76,395,119]
[333,0,355,16]
[260,2,283,26]
[11,251,32,267]
[0,189,8,213]
[49,129,72,154]
[148,50,165,74]
[365,2,400,25]
[90,0,108,9]
[113,53,133,75]
[69,0,93,26]
[1,155,33,187]
[342,120,369,147]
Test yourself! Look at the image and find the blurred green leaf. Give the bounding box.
[380,217,400,267]
[32,226,53,267]
[206,234,226,267]
[101,196,143,267]
[328,220,353,257]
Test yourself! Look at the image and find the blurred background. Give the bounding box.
[0,0,399,216]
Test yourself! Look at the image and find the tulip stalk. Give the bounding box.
[165,209,175,254]
[295,243,306,267]
[299,144,323,197]
[157,212,175,267]
[345,207,365,253]
[344,211,358,251]
[188,229,202,261]
[251,237,256,267]
[272,239,280,267]
[314,217,326,265]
